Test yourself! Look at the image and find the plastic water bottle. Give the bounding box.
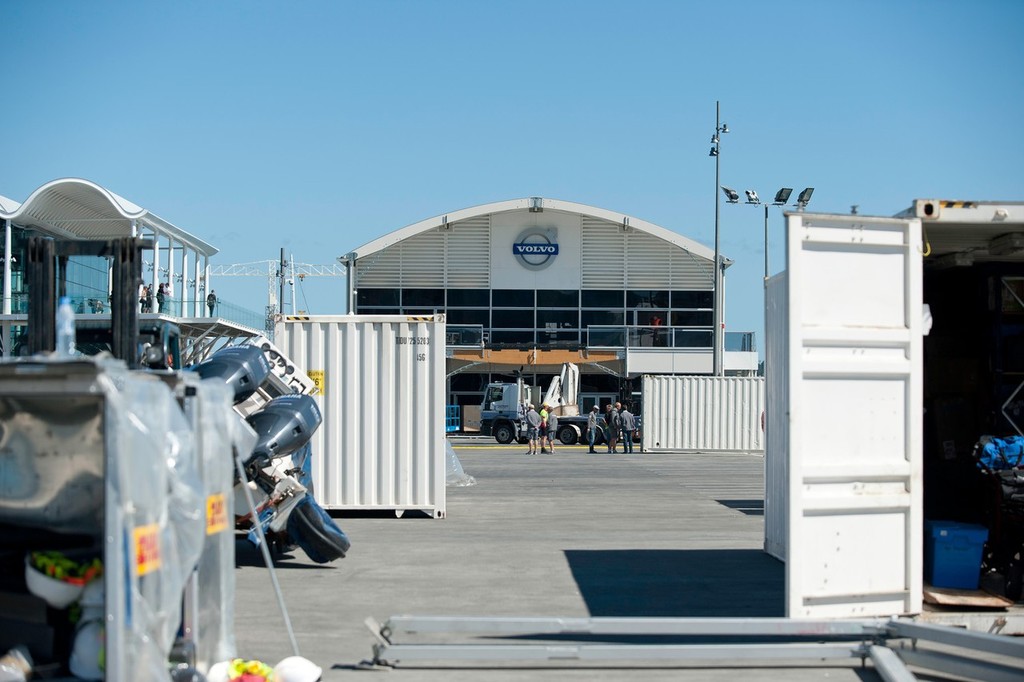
[0,645,32,681]
[56,296,77,356]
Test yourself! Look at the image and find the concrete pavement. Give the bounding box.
[230,446,1006,681]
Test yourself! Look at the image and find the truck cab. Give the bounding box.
[480,381,533,444]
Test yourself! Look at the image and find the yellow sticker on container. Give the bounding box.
[206,493,228,535]
[307,369,325,396]
[133,524,161,576]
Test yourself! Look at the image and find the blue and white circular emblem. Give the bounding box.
[512,227,559,271]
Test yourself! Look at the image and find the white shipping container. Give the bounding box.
[640,375,765,453]
[766,212,923,619]
[274,315,447,518]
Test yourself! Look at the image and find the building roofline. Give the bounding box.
[344,197,718,264]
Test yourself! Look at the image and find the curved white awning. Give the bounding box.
[0,178,217,257]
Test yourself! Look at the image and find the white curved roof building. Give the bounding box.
[343,197,753,409]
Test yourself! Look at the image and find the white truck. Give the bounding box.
[479,363,600,445]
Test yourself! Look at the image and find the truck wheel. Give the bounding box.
[557,425,579,445]
[493,422,515,445]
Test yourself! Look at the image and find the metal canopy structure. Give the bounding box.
[0,178,219,316]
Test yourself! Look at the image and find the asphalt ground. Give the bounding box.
[231,443,1019,681]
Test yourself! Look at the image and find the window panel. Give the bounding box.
[491,330,535,344]
[634,309,668,326]
[445,309,489,325]
[492,309,534,328]
[671,310,713,326]
[447,289,489,307]
[627,290,669,308]
[537,289,579,308]
[581,310,624,327]
[492,289,534,307]
[582,289,624,308]
[403,288,444,307]
[358,288,399,307]
[674,330,713,348]
[672,290,713,308]
[537,309,579,328]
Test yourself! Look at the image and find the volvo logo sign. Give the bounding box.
[512,227,559,271]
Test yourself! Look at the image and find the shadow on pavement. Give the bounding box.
[565,549,784,618]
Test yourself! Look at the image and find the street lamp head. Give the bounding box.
[796,187,815,209]
[709,146,719,157]
[710,134,718,144]
[720,123,729,134]
[744,189,760,204]
[721,186,740,203]
[773,188,793,205]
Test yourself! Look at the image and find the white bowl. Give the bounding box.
[24,556,84,608]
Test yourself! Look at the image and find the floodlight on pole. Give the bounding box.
[735,186,810,279]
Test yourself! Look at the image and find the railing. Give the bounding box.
[5,292,265,331]
[588,326,712,349]
[445,324,755,353]
[446,325,485,347]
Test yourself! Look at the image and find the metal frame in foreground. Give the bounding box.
[364,616,1024,681]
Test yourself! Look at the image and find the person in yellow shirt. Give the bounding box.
[539,404,550,453]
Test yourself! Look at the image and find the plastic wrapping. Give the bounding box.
[445,441,476,487]
[99,366,205,680]
[0,356,251,680]
[193,379,247,670]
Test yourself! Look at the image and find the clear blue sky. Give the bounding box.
[3,1,1022,353]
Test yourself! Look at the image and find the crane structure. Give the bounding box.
[210,249,345,336]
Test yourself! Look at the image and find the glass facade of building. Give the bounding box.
[355,287,713,349]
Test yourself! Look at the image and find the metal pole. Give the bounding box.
[764,203,769,280]
[713,101,722,376]
[279,247,286,315]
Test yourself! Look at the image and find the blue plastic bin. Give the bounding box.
[924,520,988,589]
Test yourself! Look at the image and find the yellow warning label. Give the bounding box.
[134,524,161,576]
[206,493,228,535]
[308,369,325,396]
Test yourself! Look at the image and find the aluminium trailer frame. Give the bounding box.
[365,615,1024,681]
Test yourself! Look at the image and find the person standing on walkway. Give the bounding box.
[586,405,600,453]
[207,290,217,316]
[605,403,621,453]
[547,411,558,454]
[156,283,166,313]
[620,403,636,453]
[539,404,550,454]
[525,404,541,455]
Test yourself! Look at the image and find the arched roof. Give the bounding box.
[0,178,217,257]
[346,197,719,264]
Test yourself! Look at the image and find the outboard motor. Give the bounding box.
[190,345,271,404]
[245,394,322,469]
[190,344,349,562]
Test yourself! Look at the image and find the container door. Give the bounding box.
[784,212,923,618]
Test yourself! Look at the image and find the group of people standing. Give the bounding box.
[523,401,636,455]
[138,283,169,313]
[524,403,560,455]
[136,283,218,316]
[586,402,636,454]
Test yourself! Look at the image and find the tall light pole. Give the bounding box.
[709,102,728,377]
